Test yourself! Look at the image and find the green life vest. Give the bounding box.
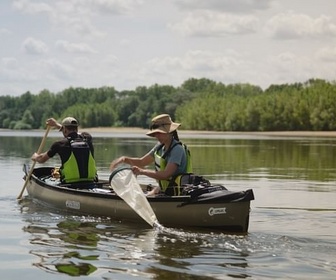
[61,136,97,183]
[154,141,192,193]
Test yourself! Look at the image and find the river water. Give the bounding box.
[0,130,335,279]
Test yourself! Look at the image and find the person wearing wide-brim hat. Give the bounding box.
[32,117,97,184]
[110,114,192,196]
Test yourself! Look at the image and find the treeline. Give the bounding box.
[0,78,335,131]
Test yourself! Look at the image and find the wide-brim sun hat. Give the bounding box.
[146,114,181,137]
[59,117,79,131]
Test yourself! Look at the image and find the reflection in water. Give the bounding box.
[56,220,100,247]
[55,262,96,276]
[20,197,253,278]
[23,219,101,276]
[190,138,336,182]
[16,193,336,279]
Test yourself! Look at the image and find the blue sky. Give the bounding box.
[1,0,336,96]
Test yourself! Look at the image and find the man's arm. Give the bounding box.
[31,151,50,163]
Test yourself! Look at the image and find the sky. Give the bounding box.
[1,0,336,97]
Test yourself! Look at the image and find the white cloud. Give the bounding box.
[265,12,336,39]
[48,5,104,37]
[12,0,122,15]
[104,54,119,65]
[55,40,97,54]
[137,49,248,87]
[41,58,75,80]
[265,51,331,86]
[13,0,52,14]
[181,50,243,72]
[87,0,143,15]
[316,47,336,63]
[0,61,39,84]
[0,28,11,35]
[12,0,143,37]
[2,57,19,69]
[170,10,259,36]
[22,37,48,55]
[175,0,273,13]
[268,52,297,70]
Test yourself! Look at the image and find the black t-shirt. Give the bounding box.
[47,132,94,164]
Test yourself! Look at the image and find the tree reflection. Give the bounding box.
[22,219,102,276]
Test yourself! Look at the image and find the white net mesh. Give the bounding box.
[109,168,158,227]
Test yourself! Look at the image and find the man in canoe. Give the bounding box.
[31,117,97,184]
[110,114,192,196]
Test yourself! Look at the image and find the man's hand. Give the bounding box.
[46,118,61,129]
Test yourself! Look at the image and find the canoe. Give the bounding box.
[23,166,255,233]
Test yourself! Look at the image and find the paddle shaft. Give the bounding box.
[17,126,51,199]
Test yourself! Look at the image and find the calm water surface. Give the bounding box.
[0,130,335,279]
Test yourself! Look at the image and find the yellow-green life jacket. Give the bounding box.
[154,141,192,194]
[61,137,97,183]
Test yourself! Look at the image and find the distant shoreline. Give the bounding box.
[1,127,336,138]
[69,127,336,138]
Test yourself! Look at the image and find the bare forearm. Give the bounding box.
[124,156,145,167]
[110,156,140,170]
[32,152,49,163]
[110,154,152,170]
[133,167,172,181]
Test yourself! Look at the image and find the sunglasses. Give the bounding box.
[150,123,170,130]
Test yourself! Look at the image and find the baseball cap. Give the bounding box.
[59,117,79,131]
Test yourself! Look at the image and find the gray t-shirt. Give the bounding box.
[150,140,187,176]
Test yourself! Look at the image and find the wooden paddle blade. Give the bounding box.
[109,167,159,227]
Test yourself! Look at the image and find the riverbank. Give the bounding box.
[82,127,336,138]
[1,127,336,138]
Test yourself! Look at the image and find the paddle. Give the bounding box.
[109,167,162,228]
[17,125,51,200]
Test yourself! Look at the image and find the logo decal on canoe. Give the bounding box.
[208,207,226,216]
[66,200,80,210]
